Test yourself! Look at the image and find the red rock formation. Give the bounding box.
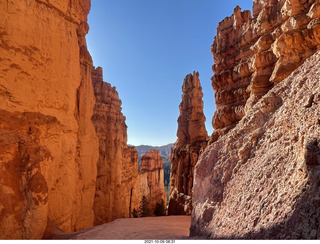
[191,0,320,238]
[192,50,320,239]
[139,150,167,215]
[91,67,140,225]
[168,72,208,215]
[140,150,163,171]
[176,72,208,147]
[211,1,320,141]
[0,0,98,239]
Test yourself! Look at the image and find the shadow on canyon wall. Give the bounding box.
[198,139,320,240]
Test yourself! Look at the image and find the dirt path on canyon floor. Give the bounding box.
[46,216,192,240]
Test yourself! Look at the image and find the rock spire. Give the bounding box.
[168,72,208,215]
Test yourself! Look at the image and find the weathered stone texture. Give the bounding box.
[192,1,320,238]
[168,72,208,215]
[212,0,320,140]
[0,0,98,239]
[176,72,207,147]
[91,67,140,225]
[139,150,167,215]
[191,50,320,239]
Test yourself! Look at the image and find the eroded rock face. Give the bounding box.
[176,72,207,147]
[168,72,208,215]
[192,1,320,238]
[139,150,167,215]
[212,0,320,140]
[91,67,140,225]
[0,0,98,239]
[191,50,320,239]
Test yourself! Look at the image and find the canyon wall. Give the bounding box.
[91,67,140,225]
[139,150,167,215]
[192,0,320,239]
[0,0,98,239]
[168,72,208,215]
[211,0,320,141]
[0,0,169,239]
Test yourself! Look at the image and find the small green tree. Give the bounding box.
[139,196,150,217]
[154,199,166,216]
[132,208,138,218]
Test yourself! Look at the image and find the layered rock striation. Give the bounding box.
[0,0,149,239]
[139,150,167,215]
[168,72,208,215]
[212,0,320,140]
[191,0,320,238]
[192,49,320,240]
[0,0,98,239]
[91,67,140,225]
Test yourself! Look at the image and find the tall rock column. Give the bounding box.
[168,72,208,215]
[139,150,167,215]
[91,67,140,225]
[0,0,98,239]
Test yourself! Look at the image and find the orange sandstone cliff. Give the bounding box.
[168,72,208,215]
[191,0,320,239]
[91,67,140,225]
[0,0,160,239]
[139,150,167,215]
[0,0,98,239]
[211,0,320,141]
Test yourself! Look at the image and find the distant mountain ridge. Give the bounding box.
[134,143,174,157]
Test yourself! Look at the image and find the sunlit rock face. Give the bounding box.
[191,0,320,238]
[0,0,99,239]
[192,50,320,239]
[139,150,167,215]
[168,72,208,215]
[91,67,140,225]
[176,72,208,147]
[211,0,320,140]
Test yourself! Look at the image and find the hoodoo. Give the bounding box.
[3,0,320,240]
[139,150,167,215]
[168,72,208,215]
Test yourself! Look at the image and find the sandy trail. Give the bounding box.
[47,216,191,240]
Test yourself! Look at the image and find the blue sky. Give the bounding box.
[87,0,253,146]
